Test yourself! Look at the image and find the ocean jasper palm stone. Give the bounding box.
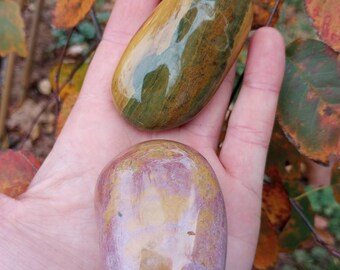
[111,0,253,130]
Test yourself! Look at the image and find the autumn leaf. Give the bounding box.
[0,150,41,198]
[53,0,96,29]
[253,213,280,269]
[263,166,292,230]
[49,62,89,99]
[49,61,89,134]
[57,93,79,135]
[305,0,340,53]
[278,39,340,165]
[0,0,27,57]
[266,121,304,182]
[252,0,284,29]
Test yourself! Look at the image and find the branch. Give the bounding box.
[0,54,17,144]
[21,0,45,103]
[266,0,283,27]
[289,198,340,258]
[53,28,75,137]
[54,28,75,96]
[17,98,55,149]
[58,43,97,91]
[90,7,102,40]
[0,57,3,86]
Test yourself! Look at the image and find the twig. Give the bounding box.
[54,28,75,96]
[0,54,17,144]
[0,57,3,86]
[58,43,97,91]
[294,186,330,201]
[90,7,102,40]
[21,0,45,103]
[289,198,340,258]
[266,0,282,27]
[53,28,74,137]
[17,98,55,149]
[20,38,98,145]
[0,0,25,145]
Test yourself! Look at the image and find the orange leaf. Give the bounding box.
[305,0,340,52]
[0,150,41,198]
[53,0,95,29]
[263,166,292,230]
[254,212,280,269]
[252,0,284,29]
[0,0,27,57]
[57,93,79,135]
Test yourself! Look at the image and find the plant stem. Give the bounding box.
[0,57,3,86]
[20,35,99,145]
[266,0,283,27]
[90,7,102,40]
[52,28,74,137]
[289,198,340,258]
[58,43,97,91]
[21,0,45,103]
[17,98,53,149]
[55,29,74,96]
[0,54,16,145]
[0,0,25,145]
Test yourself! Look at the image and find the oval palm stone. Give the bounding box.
[95,140,227,269]
[112,0,253,130]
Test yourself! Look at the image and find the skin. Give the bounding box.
[0,0,285,269]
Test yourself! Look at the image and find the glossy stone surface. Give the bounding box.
[95,140,227,270]
[112,0,253,130]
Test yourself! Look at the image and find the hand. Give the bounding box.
[0,1,285,269]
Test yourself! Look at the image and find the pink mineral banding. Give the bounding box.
[95,140,227,270]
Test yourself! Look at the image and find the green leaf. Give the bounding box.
[96,11,110,24]
[0,0,27,57]
[278,39,340,165]
[78,21,96,40]
[279,195,314,251]
[70,32,86,45]
[305,185,339,215]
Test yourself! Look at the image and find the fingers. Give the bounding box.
[219,27,285,269]
[183,66,235,149]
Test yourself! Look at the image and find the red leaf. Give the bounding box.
[305,0,340,52]
[0,150,41,198]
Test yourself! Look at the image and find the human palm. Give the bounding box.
[0,1,285,269]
